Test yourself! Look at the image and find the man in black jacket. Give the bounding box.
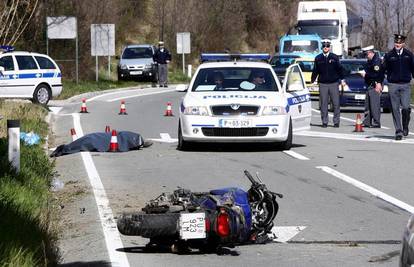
[362,45,384,128]
[311,39,346,128]
[383,34,414,140]
[153,41,172,87]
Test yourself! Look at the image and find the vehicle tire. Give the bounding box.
[177,122,191,151]
[277,118,292,150]
[117,212,180,238]
[32,84,51,105]
[382,107,391,113]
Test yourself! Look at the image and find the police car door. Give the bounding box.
[0,55,17,96]
[13,55,40,97]
[282,64,311,131]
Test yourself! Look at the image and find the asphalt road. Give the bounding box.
[50,86,414,267]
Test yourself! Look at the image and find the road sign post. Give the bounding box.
[176,32,191,74]
[91,24,115,81]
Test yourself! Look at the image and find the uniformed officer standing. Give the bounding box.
[153,41,172,87]
[311,39,346,128]
[361,45,384,128]
[383,34,414,140]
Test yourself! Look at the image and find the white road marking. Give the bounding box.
[72,113,130,267]
[271,226,307,243]
[296,130,414,144]
[108,88,176,102]
[316,166,414,214]
[311,108,391,129]
[283,150,310,160]
[48,106,63,114]
[149,133,178,143]
[86,88,144,102]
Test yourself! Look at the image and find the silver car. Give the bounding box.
[117,44,157,82]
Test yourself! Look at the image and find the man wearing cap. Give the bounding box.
[361,45,384,128]
[383,34,414,140]
[153,41,172,87]
[311,39,346,128]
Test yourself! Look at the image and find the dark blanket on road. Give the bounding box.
[50,131,145,157]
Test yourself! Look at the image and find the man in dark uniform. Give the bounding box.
[361,45,384,128]
[153,41,172,87]
[311,39,346,128]
[383,34,414,140]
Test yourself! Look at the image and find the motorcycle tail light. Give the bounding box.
[217,209,230,237]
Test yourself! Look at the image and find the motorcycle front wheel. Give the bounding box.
[117,212,180,238]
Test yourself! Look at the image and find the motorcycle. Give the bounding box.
[117,170,283,253]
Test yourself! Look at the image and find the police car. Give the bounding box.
[176,53,311,150]
[0,46,62,105]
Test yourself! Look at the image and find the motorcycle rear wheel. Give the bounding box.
[117,212,180,238]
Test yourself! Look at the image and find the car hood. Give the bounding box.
[119,58,153,66]
[345,74,367,91]
[183,91,286,107]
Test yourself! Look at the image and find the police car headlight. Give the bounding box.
[262,106,286,115]
[120,64,128,70]
[339,84,351,91]
[145,64,152,69]
[184,106,209,116]
[382,85,389,93]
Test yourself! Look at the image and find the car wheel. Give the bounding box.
[277,118,292,150]
[177,122,191,151]
[33,84,51,105]
[382,107,391,113]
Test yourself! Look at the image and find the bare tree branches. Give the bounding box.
[0,0,39,46]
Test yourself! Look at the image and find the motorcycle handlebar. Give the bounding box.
[244,170,259,185]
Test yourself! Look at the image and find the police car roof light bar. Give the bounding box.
[200,53,270,63]
[0,45,15,53]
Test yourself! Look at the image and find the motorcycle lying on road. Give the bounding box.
[117,170,283,253]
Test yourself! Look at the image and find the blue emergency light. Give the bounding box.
[200,53,270,63]
[0,45,15,53]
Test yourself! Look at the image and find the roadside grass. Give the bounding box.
[0,102,59,266]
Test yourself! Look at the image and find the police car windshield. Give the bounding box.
[191,67,278,92]
[122,47,153,59]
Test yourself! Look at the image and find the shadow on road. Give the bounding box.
[176,142,306,152]
[117,245,240,256]
[60,261,111,267]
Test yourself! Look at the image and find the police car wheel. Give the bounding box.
[277,118,292,151]
[177,122,191,151]
[33,84,51,105]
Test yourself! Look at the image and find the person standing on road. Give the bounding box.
[361,45,384,128]
[382,34,414,140]
[153,41,172,87]
[311,39,346,128]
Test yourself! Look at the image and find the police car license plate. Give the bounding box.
[179,212,206,240]
[130,71,143,75]
[219,119,252,128]
[355,94,366,100]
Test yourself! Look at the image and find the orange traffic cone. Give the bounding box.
[164,102,173,116]
[70,128,78,141]
[105,126,111,133]
[119,100,128,115]
[109,129,119,152]
[80,98,88,113]
[354,114,364,132]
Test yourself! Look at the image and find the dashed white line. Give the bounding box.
[283,150,310,160]
[72,113,130,267]
[316,166,414,214]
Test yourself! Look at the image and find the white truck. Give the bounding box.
[296,1,362,57]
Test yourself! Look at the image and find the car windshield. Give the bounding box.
[122,47,153,59]
[341,61,365,76]
[191,67,278,92]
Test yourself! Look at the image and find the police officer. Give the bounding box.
[153,41,172,87]
[383,34,414,140]
[361,45,384,128]
[311,39,346,128]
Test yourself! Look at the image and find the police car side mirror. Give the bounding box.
[175,84,188,92]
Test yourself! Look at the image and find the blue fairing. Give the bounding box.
[209,187,252,230]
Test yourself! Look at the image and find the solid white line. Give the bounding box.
[72,113,130,267]
[296,130,414,144]
[107,88,176,102]
[316,166,414,214]
[86,88,143,102]
[283,150,310,160]
[311,108,391,129]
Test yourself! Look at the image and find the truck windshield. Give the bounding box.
[283,40,319,54]
[297,20,339,39]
